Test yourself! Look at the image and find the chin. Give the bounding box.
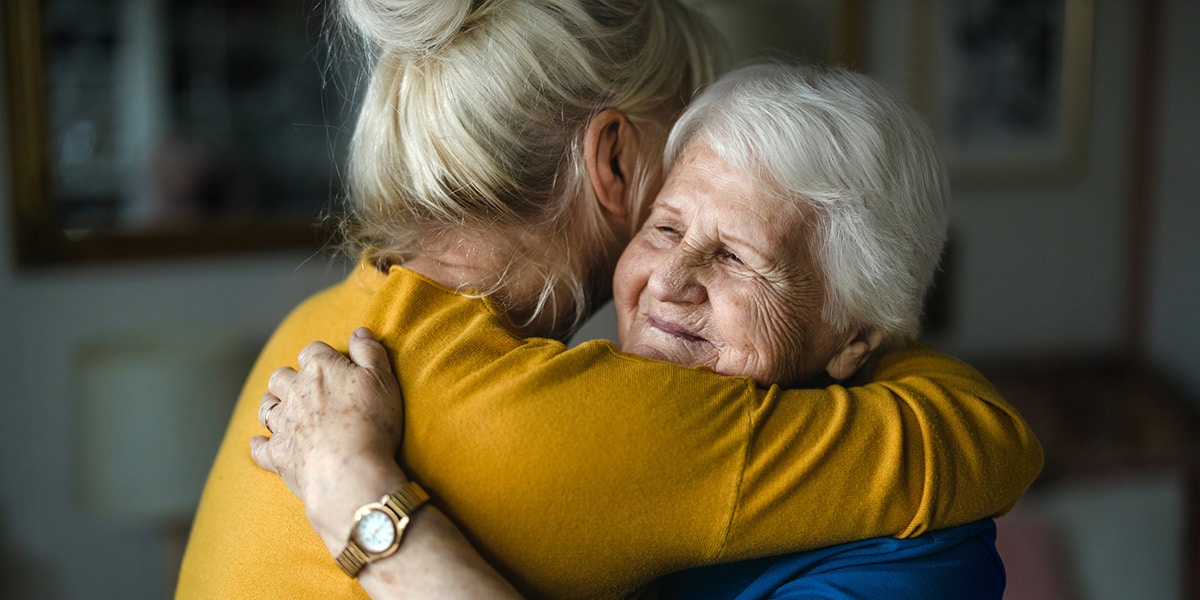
[624,342,682,364]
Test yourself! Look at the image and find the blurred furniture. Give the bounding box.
[979,358,1200,600]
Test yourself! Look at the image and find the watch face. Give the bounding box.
[354,508,398,553]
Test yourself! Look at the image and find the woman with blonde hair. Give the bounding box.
[179,2,1041,598]
[340,0,716,339]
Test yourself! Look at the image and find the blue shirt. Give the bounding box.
[654,519,1004,600]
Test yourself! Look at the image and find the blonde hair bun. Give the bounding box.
[341,0,486,55]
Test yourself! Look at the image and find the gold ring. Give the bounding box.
[264,402,280,434]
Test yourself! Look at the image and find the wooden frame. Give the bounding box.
[909,0,1094,187]
[2,0,54,265]
[2,0,333,267]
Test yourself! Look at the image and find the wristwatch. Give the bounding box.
[335,481,430,578]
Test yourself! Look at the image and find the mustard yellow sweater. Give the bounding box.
[178,265,1042,599]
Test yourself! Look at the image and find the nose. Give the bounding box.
[647,246,707,304]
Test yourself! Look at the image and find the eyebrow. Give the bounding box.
[653,197,783,266]
[648,200,680,218]
[719,229,772,264]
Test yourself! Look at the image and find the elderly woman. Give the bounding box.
[248,63,1034,600]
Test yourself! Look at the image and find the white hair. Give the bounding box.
[338,0,718,334]
[665,63,950,344]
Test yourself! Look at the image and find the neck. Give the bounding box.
[400,231,572,340]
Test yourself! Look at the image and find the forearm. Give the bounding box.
[364,507,523,599]
[307,457,522,600]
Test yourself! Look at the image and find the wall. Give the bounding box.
[0,41,350,598]
[859,0,1199,400]
[867,0,1132,358]
[0,256,347,599]
[1147,0,1200,397]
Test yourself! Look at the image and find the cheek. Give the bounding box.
[613,242,654,329]
[770,295,830,384]
[724,282,799,336]
[720,285,814,382]
[765,303,813,375]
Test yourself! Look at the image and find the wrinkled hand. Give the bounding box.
[250,327,407,551]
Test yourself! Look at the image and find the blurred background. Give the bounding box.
[0,0,1196,597]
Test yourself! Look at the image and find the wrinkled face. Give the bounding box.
[614,142,849,387]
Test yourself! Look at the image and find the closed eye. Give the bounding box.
[655,225,683,241]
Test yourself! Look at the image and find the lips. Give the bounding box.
[647,316,705,343]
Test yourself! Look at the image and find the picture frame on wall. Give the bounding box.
[1,0,353,266]
[909,0,1094,187]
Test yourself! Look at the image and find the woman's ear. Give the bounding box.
[584,109,639,221]
[825,328,884,381]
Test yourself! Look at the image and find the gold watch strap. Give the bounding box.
[336,481,430,578]
[383,480,430,517]
[335,542,371,577]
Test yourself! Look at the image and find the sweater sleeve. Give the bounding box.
[718,345,1040,563]
[363,268,1044,599]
